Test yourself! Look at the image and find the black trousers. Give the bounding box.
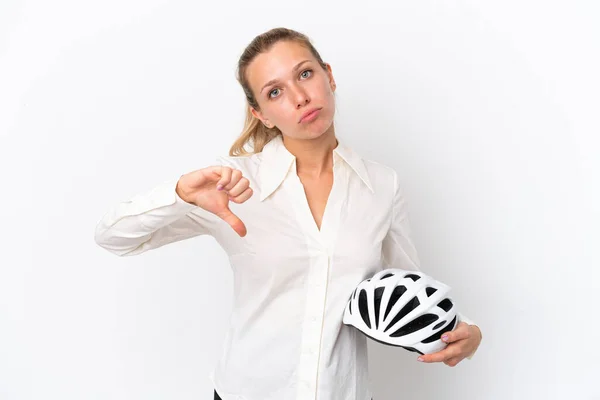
[215,389,372,399]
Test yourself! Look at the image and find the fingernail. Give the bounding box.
[417,357,424,362]
[217,185,223,191]
[442,335,449,341]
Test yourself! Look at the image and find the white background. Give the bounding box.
[1,0,599,399]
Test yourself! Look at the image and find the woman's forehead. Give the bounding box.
[247,42,314,89]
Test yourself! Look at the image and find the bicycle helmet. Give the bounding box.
[342,268,458,355]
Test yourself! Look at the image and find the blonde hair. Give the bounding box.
[230,27,329,156]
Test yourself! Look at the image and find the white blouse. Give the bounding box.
[94,135,477,400]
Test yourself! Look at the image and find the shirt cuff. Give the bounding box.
[457,312,479,360]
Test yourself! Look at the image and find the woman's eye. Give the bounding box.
[268,70,313,99]
[301,69,313,79]
[269,88,280,98]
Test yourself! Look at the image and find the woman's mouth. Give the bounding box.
[299,108,321,123]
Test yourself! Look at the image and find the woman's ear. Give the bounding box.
[250,107,272,128]
[250,107,261,120]
[250,107,266,124]
[325,63,336,92]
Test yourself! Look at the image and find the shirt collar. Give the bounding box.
[257,135,374,201]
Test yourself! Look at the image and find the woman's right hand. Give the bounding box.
[175,166,253,237]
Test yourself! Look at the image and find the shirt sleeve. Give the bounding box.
[94,177,219,257]
[381,169,479,360]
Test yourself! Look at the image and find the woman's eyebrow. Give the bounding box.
[260,59,312,93]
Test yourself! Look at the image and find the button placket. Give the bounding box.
[284,161,343,400]
[295,252,329,400]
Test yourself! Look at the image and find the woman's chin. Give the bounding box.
[304,118,334,138]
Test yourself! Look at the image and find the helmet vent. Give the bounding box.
[437,298,454,312]
[390,314,439,337]
[390,313,439,337]
[422,315,457,343]
[384,296,420,332]
[374,287,385,329]
[359,289,371,328]
[383,285,407,320]
[433,320,446,330]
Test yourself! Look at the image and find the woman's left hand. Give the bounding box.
[416,322,482,367]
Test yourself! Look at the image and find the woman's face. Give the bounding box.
[246,40,337,141]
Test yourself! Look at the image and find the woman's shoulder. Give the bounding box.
[362,157,396,176]
[336,141,398,189]
[359,156,400,192]
[216,152,261,166]
[214,152,263,179]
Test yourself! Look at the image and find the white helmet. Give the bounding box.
[342,268,458,355]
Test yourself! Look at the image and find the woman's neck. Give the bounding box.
[283,129,338,179]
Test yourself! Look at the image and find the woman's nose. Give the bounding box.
[291,86,310,107]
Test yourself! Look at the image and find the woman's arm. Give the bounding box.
[94,177,218,257]
[381,169,480,360]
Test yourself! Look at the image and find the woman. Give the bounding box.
[95,27,482,400]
